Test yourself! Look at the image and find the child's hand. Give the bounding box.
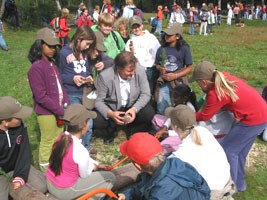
[155,127,168,139]
[95,163,110,171]
[12,181,22,189]
[66,53,76,63]
[84,75,94,84]
[129,40,134,53]
[73,75,86,86]
[162,72,176,81]
[95,62,105,71]
[118,193,126,200]
[159,66,166,75]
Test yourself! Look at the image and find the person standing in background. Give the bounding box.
[76,8,93,28]
[163,6,170,20]
[122,0,135,18]
[0,19,8,51]
[58,8,71,47]
[156,5,163,36]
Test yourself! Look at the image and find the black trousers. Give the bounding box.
[93,103,155,140]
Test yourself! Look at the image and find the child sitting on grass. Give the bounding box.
[117,132,210,200]
[46,104,115,200]
[0,96,47,199]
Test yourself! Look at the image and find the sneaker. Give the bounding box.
[103,137,114,145]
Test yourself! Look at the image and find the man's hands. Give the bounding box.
[107,107,137,125]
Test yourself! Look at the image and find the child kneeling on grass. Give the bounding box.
[117,132,210,200]
[46,104,115,200]
[0,96,47,200]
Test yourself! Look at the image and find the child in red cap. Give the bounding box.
[118,132,210,200]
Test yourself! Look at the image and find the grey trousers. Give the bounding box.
[47,171,116,200]
[0,165,47,200]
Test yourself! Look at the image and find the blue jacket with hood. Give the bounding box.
[122,157,210,200]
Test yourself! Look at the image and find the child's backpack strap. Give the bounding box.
[111,31,120,50]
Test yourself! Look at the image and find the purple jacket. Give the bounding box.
[28,57,70,117]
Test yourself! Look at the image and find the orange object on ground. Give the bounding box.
[76,188,118,200]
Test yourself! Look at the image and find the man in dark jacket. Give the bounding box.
[117,132,211,200]
[0,96,47,199]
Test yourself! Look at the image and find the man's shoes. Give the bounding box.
[103,137,114,145]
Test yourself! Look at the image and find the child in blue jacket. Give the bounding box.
[118,132,210,200]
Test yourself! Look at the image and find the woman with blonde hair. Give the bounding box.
[166,105,234,199]
[189,61,267,193]
[113,17,130,43]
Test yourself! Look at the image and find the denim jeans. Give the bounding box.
[68,94,93,150]
[155,20,162,35]
[0,33,8,50]
[146,66,158,95]
[220,122,267,192]
[189,23,194,35]
[217,15,222,25]
[157,83,172,114]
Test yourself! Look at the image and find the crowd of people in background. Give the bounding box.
[1,0,267,200]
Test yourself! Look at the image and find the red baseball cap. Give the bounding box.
[120,132,163,165]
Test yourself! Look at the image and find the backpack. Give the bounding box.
[131,7,145,21]
[151,17,158,27]
[50,17,60,33]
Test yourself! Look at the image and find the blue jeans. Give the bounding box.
[189,23,194,35]
[155,20,162,35]
[69,94,93,150]
[220,122,267,191]
[157,83,172,114]
[217,15,222,25]
[145,66,158,95]
[0,33,8,50]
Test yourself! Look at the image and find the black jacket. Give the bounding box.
[0,124,31,182]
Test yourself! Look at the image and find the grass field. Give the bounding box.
[0,16,267,199]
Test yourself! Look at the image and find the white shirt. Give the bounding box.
[119,75,130,107]
[170,126,231,190]
[122,6,135,18]
[72,135,98,178]
[169,12,185,24]
[125,30,160,69]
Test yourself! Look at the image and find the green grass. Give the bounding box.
[0,17,267,199]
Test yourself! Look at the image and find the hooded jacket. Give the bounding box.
[0,124,31,183]
[122,157,210,200]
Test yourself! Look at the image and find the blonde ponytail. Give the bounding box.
[191,128,202,145]
[214,70,239,102]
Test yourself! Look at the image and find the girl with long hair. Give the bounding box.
[189,61,267,192]
[46,104,115,199]
[58,25,96,151]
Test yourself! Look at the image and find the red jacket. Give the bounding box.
[196,73,267,125]
[157,10,163,20]
[77,15,93,27]
[58,17,70,38]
